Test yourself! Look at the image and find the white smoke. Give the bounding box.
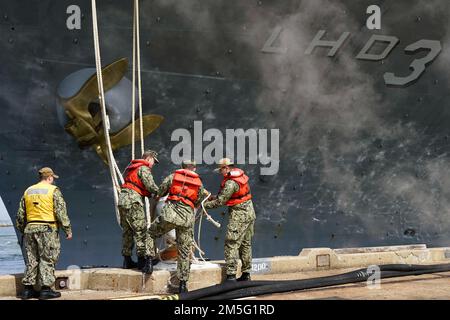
[138,0,450,242]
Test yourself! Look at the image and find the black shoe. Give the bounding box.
[138,256,153,274]
[237,272,251,281]
[39,286,61,300]
[225,274,237,282]
[179,280,188,293]
[20,285,39,300]
[152,257,160,266]
[123,256,137,269]
[137,256,145,270]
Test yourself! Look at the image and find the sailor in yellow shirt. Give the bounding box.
[16,167,72,300]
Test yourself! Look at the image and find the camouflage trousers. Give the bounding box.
[22,228,60,287]
[224,219,254,275]
[120,204,155,257]
[148,218,194,281]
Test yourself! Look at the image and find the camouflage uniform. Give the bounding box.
[204,180,256,275]
[118,165,159,257]
[16,188,72,287]
[149,173,209,281]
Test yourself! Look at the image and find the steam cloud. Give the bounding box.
[151,0,450,247]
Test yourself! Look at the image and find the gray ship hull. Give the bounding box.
[1,0,450,269]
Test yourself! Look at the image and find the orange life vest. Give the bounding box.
[121,160,153,197]
[167,169,202,209]
[221,168,252,206]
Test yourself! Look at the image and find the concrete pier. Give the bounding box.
[1,244,450,299]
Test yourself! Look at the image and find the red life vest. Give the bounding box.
[121,160,153,197]
[221,168,252,206]
[167,169,202,209]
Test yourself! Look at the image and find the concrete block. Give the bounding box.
[334,244,427,254]
[54,269,89,291]
[189,265,223,291]
[430,247,450,261]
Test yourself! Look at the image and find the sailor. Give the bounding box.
[119,150,159,273]
[16,167,72,300]
[149,160,209,293]
[203,158,256,282]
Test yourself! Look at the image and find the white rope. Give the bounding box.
[202,193,221,228]
[91,0,122,227]
[132,0,152,229]
[145,198,151,229]
[131,0,136,161]
[113,159,125,185]
[196,208,206,262]
[135,0,144,154]
[194,193,221,262]
[195,194,207,261]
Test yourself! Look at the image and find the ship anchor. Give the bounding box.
[56,57,164,164]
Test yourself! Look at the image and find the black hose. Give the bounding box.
[178,266,372,300]
[168,263,450,300]
[379,263,450,272]
[177,279,284,300]
[202,264,450,300]
[177,269,362,300]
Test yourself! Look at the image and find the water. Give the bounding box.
[0,226,25,275]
